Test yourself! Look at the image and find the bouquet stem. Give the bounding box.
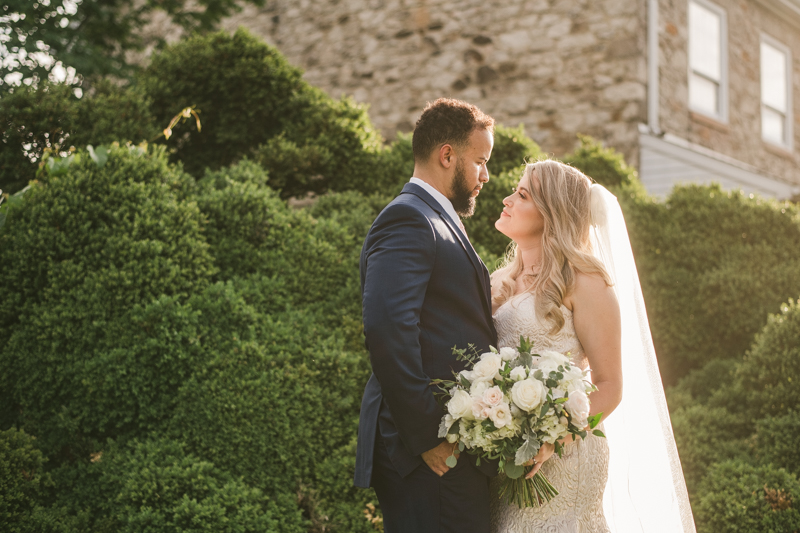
[497,469,559,508]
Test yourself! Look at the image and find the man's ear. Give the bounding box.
[438,143,455,169]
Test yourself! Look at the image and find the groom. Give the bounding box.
[354,98,498,532]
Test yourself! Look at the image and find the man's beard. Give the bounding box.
[449,160,476,217]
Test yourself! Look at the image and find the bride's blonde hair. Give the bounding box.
[491,160,612,335]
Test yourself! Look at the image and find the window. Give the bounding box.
[688,0,727,121]
[761,37,792,149]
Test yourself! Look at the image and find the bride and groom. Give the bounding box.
[354,98,695,532]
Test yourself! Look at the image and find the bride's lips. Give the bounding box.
[501,209,510,217]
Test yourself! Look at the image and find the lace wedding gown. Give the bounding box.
[490,292,610,533]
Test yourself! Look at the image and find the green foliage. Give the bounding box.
[168,308,375,532]
[625,186,800,384]
[139,29,306,176]
[669,403,752,493]
[487,124,544,177]
[756,411,800,476]
[562,135,642,192]
[0,145,214,451]
[695,461,800,533]
[0,428,47,532]
[30,439,305,533]
[0,81,157,194]
[736,299,800,420]
[140,27,388,197]
[669,299,800,517]
[1,0,264,87]
[253,88,387,198]
[196,161,364,344]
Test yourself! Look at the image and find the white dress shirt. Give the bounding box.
[409,177,463,231]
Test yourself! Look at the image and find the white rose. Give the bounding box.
[499,347,517,361]
[459,369,475,382]
[447,389,474,420]
[565,390,590,427]
[511,378,546,412]
[483,386,504,407]
[536,350,569,374]
[472,353,502,382]
[470,380,488,398]
[489,402,512,428]
[509,366,527,381]
[472,399,492,420]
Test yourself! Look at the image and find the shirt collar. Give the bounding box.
[409,177,461,228]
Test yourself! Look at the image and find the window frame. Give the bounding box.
[760,33,794,151]
[687,0,729,123]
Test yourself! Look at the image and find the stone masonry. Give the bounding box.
[212,0,648,164]
[142,0,798,186]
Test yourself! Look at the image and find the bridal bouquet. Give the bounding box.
[432,338,604,508]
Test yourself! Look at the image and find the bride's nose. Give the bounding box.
[503,195,513,206]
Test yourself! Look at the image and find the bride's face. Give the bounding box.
[495,172,545,243]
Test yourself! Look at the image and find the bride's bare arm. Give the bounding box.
[569,271,623,423]
[525,272,622,479]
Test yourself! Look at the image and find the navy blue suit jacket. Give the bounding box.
[354,182,498,488]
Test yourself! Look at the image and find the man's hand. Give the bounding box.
[421,441,459,476]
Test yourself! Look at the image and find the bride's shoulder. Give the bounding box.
[564,271,616,311]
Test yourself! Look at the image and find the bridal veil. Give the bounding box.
[589,184,696,533]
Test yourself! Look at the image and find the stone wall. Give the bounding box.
[205,0,647,164]
[658,0,800,185]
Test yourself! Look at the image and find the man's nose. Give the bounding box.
[480,165,490,183]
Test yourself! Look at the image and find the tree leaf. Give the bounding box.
[514,435,540,466]
[592,429,606,438]
[588,413,603,429]
[505,461,525,479]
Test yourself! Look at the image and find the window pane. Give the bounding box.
[762,106,786,145]
[690,2,722,81]
[690,73,719,115]
[761,41,787,113]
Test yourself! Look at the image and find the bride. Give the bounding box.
[488,160,695,533]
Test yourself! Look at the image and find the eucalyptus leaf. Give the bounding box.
[448,421,461,435]
[514,436,539,466]
[445,455,458,468]
[505,461,525,479]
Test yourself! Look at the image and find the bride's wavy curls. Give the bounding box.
[491,160,612,335]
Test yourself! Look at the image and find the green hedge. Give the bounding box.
[0,428,47,532]
[28,439,306,533]
[695,461,800,533]
[0,81,157,195]
[669,299,800,527]
[625,186,800,384]
[0,146,215,452]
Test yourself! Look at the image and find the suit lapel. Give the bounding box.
[400,183,494,321]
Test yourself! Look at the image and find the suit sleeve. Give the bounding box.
[361,203,444,457]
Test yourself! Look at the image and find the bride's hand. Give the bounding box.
[524,442,555,479]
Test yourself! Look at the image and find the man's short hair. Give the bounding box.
[412,98,494,163]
